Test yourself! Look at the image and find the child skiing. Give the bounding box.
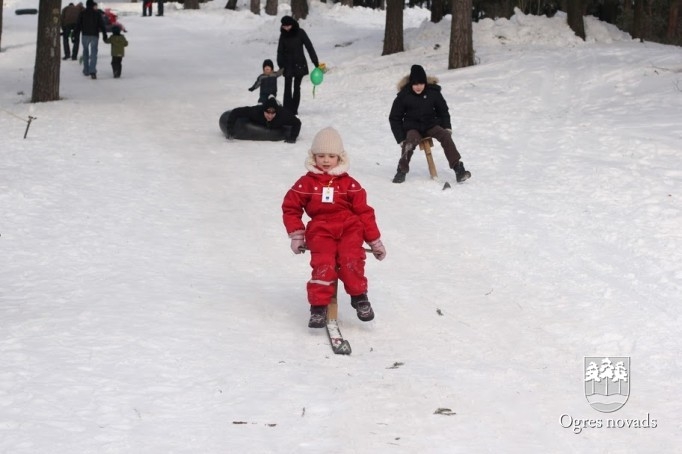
[248,59,284,104]
[282,127,386,328]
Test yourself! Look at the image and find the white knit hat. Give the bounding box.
[310,127,345,156]
[305,127,349,175]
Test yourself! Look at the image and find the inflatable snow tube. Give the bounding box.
[15,8,38,15]
[219,110,287,142]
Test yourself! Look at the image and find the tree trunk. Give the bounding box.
[1,0,4,52]
[566,0,586,40]
[265,0,278,15]
[32,0,61,103]
[666,0,680,41]
[449,0,474,69]
[250,0,260,14]
[225,0,238,9]
[184,0,200,10]
[382,0,403,55]
[632,0,645,41]
[291,0,309,19]
[431,0,445,23]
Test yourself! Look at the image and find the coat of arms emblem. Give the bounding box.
[584,357,630,412]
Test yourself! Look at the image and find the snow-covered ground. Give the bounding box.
[1,1,681,452]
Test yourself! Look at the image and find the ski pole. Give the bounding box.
[24,116,36,139]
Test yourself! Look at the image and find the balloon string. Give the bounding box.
[313,85,316,98]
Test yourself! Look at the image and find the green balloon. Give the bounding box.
[310,67,324,86]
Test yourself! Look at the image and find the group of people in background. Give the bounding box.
[225,15,320,144]
[61,0,129,79]
[142,0,164,17]
[231,15,471,185]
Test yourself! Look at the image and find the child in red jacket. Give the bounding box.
[282,127,387,328]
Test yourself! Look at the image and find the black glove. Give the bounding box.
[284,137,296,144]
[248,87,255,92]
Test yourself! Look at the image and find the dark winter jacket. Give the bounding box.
[104,34,128,57]
[248,68,284,103]
[61,3,82,27]
[277,21,319,77]
[75,5,107,38]
[388,75,452,144]
[226,104,301,142]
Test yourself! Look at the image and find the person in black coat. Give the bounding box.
[75,0,108,79]
[226,98,301,143]
[388,65,471,183]
[277,16,319,115]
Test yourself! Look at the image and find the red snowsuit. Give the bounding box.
[282,169,381,306]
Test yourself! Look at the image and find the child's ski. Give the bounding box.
[326,292,351,355]
[326,319,351,354]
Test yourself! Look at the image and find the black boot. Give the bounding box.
[454,161,471,183]
[392,171,406,184]
[308,305,327,328]
[350,294,374,322]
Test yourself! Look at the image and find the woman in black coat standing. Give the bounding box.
[277,15,319,116]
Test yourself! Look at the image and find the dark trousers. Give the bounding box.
[283,75,303,115]
[62,25,79,59]
[143,1,152,16]
[157,0,164,16]
[397,126,462,173]
[111,56,123,78]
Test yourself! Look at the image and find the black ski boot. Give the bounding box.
[392,171,406,184]
[454,161,471,183]
[308,305,327,328]
[350,294,374,322]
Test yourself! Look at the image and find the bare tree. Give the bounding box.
[185,0,200,10]
[449,0,474,69]
[1,0,4,52]
[632,0,646,41]
[291,0,309,19]
[666,0,681,41]
[32,0,61,103]
[225,0,238,9]
[265,0,278,15]
[431,0,445,23]
[382,0,403,55]
[566,0,586,40]
[250,0,260,14]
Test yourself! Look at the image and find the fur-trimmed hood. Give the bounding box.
[304,150,350,176]
[396,74,440,92]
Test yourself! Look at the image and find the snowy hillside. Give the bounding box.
[1,1,681,452]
